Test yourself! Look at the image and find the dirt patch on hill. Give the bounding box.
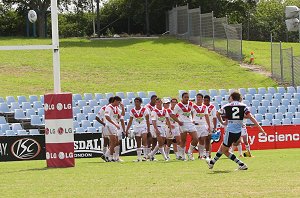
[240,63,272,78]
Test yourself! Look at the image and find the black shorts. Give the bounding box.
[223,132,241,147]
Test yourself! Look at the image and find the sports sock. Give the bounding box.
[114,146,120,160]
[108,155,113,161]
[137,147,142,159]
[228,153,244,166]
[237,144,243,156]
[199,144,205,157]
[105,149,110,157]
[103,147,107,156]
[142,146,147,157]
[210,150,223,165]
[245,144,251,152]
[159,147,167,160]
[188,144,195,155]
[205,151,210,158]
[165,147,170,157]
[150,145,159,157]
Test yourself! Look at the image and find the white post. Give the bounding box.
[51,0,61,94]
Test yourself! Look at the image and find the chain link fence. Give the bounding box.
[167,4,242,61]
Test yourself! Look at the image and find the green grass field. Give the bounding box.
[0,149,299,197]
[0,37,276,98]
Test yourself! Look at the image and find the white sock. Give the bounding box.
[245,144,251,152]
[206,151,210,158]
[159,147,167,160]
[199,144,205,157]
[114,146,120,160]
[108,155,113,161]
[237,144,243,156]
[137,148,142,159]
[178,146,184,157]
[103,147,107,155]
[147,148,151,155]
[150,145,159,157]
[175,152,179,158]
[188,144,195,155]
[165,147,170,157]
[105,149,110,157]
[142,146,147,157]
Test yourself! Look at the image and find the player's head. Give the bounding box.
[134,97,142,107]
[204,95,210,106]
[163,98,170,109]
[170,98,178,109]
[229,91,242,102]
[196,93,203,104]
[181,92,189,103]
[155,97,162,108]
[113,96,122,106]
[108,97,114,104]
[150,95,157,105]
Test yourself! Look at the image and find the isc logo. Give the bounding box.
[44,103,71,111]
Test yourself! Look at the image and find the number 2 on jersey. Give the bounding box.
[232,107,240,119]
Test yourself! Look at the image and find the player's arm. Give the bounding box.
[105,115,120,129]
[170,105,183,126]
[166,117,172,132]
[216,111,226,126]
[204,108,211,131]
[245,113,266,134]
[213,117,217,130]
[120,103,125,116]
[95,116,105,126]
[120,118,126,134]
[145,114,151,134]
[125,117,133,136]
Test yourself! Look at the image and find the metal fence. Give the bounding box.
[167,5,242,61]
[271,36,300,86]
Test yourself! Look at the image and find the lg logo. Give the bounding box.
[45,127,73,135]
[46,152,74,160]
[44,103,71,111]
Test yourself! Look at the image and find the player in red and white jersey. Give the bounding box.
[125,97,150,162]
[96,97,114,161]
[164,98,182,160]
[145,95,157,157]
[203,95,217,159]
[192,93,211,160]
[105,96,125,162]
[170,92,198,161]
[148,98,171,161]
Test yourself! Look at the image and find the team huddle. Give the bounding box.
[96,91,266,170]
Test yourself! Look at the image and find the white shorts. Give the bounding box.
[156,126,166,138]
[133,125,147,137]
[106,125,118,136]
[180,122,197,133]
[166,126,180,139]
[195,125,209,137]
[150,125,157,138]
[241,127,248,136]
[102,126,109,138]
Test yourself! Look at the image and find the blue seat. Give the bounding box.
[33,101,43,110]
[40,95,44,104]
[5,130,16,136]
[281,99,290,107]
[249,107,257,115]
[254,94,263,101]
[122,99,130,106]
[73,94,83,102]
[268,106,277,114]
[251,100,260,108]
[73,121,80,129]
[275,112,284,120]
[254,114,263,123]
[264,93,273,101]
[17,130,28,135]
[0,97,4,103]
[273,93,282,100]
[127,92,136,100]
[29,95,38,104]
[11,123,23,133]
[199,90,208,96]
[84,93,93,101]
[242,100,250,107]
[77,100,87,109]
[0,116,6,124]
[142,98,150,104]
[31,115,43,126]
[0,103,11,113]
[287,86,296,94]
[292,118,300,124]
[29,129,40,135]
[258,87,266,95]
[262,119,271,126]
[295,112,300,118]
[88,113,96,123]
[88,100,98,108]
[258,106,267,115]
[126,105,134,112]
[282,118,291,125]
[99,99,108,107]
[221,101,228,106]
[288,105,296,113]
[261,100,270,108]
[285,112,294,120]
[95,93,104,101]
[81,120,91,131]
[268,87,276,95]
[277,87,286,95]
[93,120,102,130]
[10,102,20,111]
[278,105,287,114]
[21,102,32,111]
[291,99,299,106]
[189,90,197,99]
[37,108,45,117]
[0,124,10,134]
[26,109,36,118]
[264,113,273,121]
[93,106,101,114]
[272,119,281,126]
[82,106,92,115]
[6,96,16,105]
[75,127,85,133]
[224,95,230,101]
[209,89,218,98]
[228,89,236,94]
[214,96,222,104]
[14,109,26,120]
[124,112,130,121]
[248,88,257,96]
[238,88,247,96]
[297,86,300,93]
[271,99,280,107]
[76,113,87,122]
[219,89,227,97]
[17,96,27,105]
[116,92,125,99]
[87,127,97,133]
[148,91,157,98]
[244,94,253,102]
[294,93,300,101]
[283,93,292,100]
[137,92,147,99]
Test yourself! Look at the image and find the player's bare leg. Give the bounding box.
[134,136,142,162]
[108,135,117,162]
[187,131,198,160]
[198,136,205,159]
[141,133,148,160]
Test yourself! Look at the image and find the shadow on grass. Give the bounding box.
[208,170,232,174]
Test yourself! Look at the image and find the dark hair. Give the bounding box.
[155,97,161,101]
[204,95,210,101]
[171,98,178,103]
[230,91,241,101]
[108,97,114,103]
[114,96,122,101]
[196,93,203,98]
[150,95,157,100]
[134,97,143,103]
[182,92,189,98]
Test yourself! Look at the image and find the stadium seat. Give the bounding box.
[199,90,208,96]
[137,92,147,99]
[76,113,87,122]
[248,88,256,96]
[272,119,281,126]
[0,124,10,134]
[72,100,76,107]
[283,93,292,100]
[242,100,250,107]
[214,96,222,104]
[267,106,277,114]
[75,127,85,133]
[244,94,253,102]
[10,102,20,111]
[228,89,236,94]
[17,96,27,105]
[292,118,300,125]
[295,112,300,118]
[33,101,43,110]
[254,114,263,123]
[277,87,286,95]
[271,99,280,107]
[189,90,197,99]
[209,89,218,98]
[95,93,104,101]
[251,100,260,108]
[275,112,284,120]
[285,112,294,120]
[83,106,92,115]
[274,93,282,100]
[31,115,43,126]
[261,100,270,108]
[73,121,80,129]
[84,93,93,101]
[124,112,130,121]
[11,123,23,133]
[21,102,32,111]
[26,109,36,118]
[287,86,296,94]
[0,103,11,113]
[81,120,91,131]
[258,87,266,95]
[73,107,81,116]
[221,101,228,107]
[73,94,83,102]
[99,99,108,107]
[148,91,156,98]
[238,88,246,96]
[0,116,6,124]
[87,127,97,133]
[127,92,136,101]
[88,113,96,123]
[281,99,290,107]
[93,106,101,114]
[294,93,300,101]
[249,107,257,115]
[126,105,134,112]
[29,129,40,135]
[29,95,38,104]
[77,100,87,109]
[219,89,227,97]
[37,108,44,117]
[14,109,26,120]
[258,106,267,115]
[88,100,98,108]
[40,95,44,104]
[261,119,271,126]
[254,94,263,101]
[122,99,130,106]
[291,99,299,106]
[211,102,219,110]
[263,93,273,101]
[224,95,230,101]
[297,86,300,93]
[17,130,28,135]
[5,130,16,136]
[142,98,150,104]
[288,105,297,114]
[6,96,16,105]
[93,120,102,130]
[264,113,274,121]
[278,106,287,114]
[116,92,126,99]
[0,97,4,103]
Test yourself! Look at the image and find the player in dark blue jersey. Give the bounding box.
[206,91,266,170]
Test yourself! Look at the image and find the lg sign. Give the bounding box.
[46,152,74,160]
[45,127,73,135]
[44,103,71,111]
